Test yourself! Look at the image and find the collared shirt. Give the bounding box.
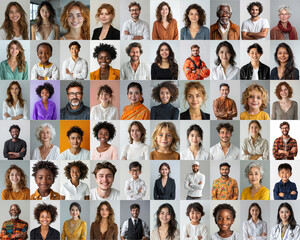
[30,189,60,200]
[273,180,298,200]
[180,147,210,160]
[120,61,150,80]
[0,60,28,80]
[211,177,239,200]
[211,232,239,240]
[182,222,208,240]
[60,180,90,200]
[243,219,267,240]
[211,64,240,80]
[90,104,119,120]
[0,218,28,240]
[32,100,57,120]
[62,57,88,80]
[90,187,120,200]
[241,136,269,160]
[2,100,28,120]
[121,19,150,40]
[219,21,231,34]
[184,171,205,198]
[120,218,150,238]
[31,62,59,80]
[210,142,240,160]
[124,177,147,200]
[273,135,298,160]
[213,97,237,120]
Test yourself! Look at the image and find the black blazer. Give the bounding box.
[180,109,210,120]
[30,226,60,240]
[92,25,120,40]
[154,177,175,200]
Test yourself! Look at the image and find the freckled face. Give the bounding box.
[67,6,84,29]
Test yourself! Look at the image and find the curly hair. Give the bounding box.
[5,81,25,108]
[93,121,116,141]
[37,42,53,53]
[94,201,115,227]
[5,165,27,191]
[1,2,28,40]
[215,41,236,66]
[128,121,146,144]
[60,1,90,40]
[9,124,20,132]
[152,122,180,151]
[32,160,59,179]
[64,160,88,180]
[35,1,56,31]
[93,43,117,60]
[151,81,178,103]
[247,203,262,221]
[154,42,178,79]
[184,81,207,108]
[275,82,293,100]
[241,84,268,111]
[7,40,26,73]
[274,43,297,79]
[187,124,203,147]
[35,123,56,143]
[96,4,115,23]
[34,203,57,224]
[156,2,173,22]
[92,161,117,177]
[127,82,144,103]
[67,126,83,138]
[213,203,236,224]
[186,202,205,220]
[69,41,81,49]
[35,83,54,99]
[184,4,206,27]
[128,2,141,11]
[247,2,263,15]
[125,42,143,56]
[245,162,264,182]
[66,81,83,93]
[216,122,234,133]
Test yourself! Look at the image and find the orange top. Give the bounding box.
[90,66,120,80]
[30,189,60,200]
[1,188,30,200]
[152,19,178,40]
[183,55,210,80]
[121,102,150,120]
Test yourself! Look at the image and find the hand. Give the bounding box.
[133,35,143,40]
[4,112,10,118]
[20,147,25,152]
[261,233,267,237]
[198,181,202,185]
[291,191,297,195]
[138,188,142,193]
[66,68,71,74]
[291,147,297,153]
[124,30,130,35]
[227,111,232,115]
[192,70,196,73]
[202,66,207,70]
[279,192,284,197]
[197,236,202,240]
[37,75,45,80]
[142,236,148,240]
[244,150,250,155]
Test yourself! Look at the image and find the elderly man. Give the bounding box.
[210,4,240,40]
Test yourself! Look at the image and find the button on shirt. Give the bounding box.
[211,64,240,80]
[121,19,150,40]
[2,100,28,120]
[60,180,90,200]
[180,147,210,160]
[31,63,59,80]
[273,180,298,200]
[241,136,269,160]
[124,177,147,200]
[243,219,267,240]
[210,142,240,160]
[62,57,88,80]
[184,171,205,198]
[211,177,239,200]
[120,218,150,238]
[120,61,150,80]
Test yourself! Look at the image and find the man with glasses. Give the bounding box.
[60,81,90,120]
[121,1,150,40]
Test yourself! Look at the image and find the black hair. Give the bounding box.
[66,81,83,93]
[130,203,140,210]
[187,124,203,147]
[278,163,292,172]
[9,124,20,132]
[186,202,205,220]
[34,203,58,224]
[247,203,262,221]
[37,42,52,53]
[127,82,144,103]
[93,43,117,60]
[67,126,84,138]
[216,122,234,133]
[64,160,88,180]
[213,203,236,224]
[277,202,297,230]
[151,81,179,103]
[129,161,142,171]
[215,41,236,66]
[220,162,231,169]
[35,82,54,99]
[247,2,263,15]
[156,203,178,240]
[274,43,296,80]
[219,83,230,90]
[69,41,81,49]
[32,160,59,179]
[247,43,263,55]
[93,121,116,141]
[70,202,82,219]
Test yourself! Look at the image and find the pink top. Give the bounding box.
[91,145,118,160]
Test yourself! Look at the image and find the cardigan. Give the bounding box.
[90,66,120,80]
[270,67,299,80]
[150,103,179,120]
[270,24,298,40]
[90,222,118,240]
[92,25,120,40]
[271,101,298,120]
[30,226,60,240]
[153,177,175,200]
[152,18,178,40]
[180,109,210,120]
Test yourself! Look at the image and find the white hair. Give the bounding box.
[35,123,56,143]
[216,4,232,15]
[245,162,264,182]
[278,5,291,16]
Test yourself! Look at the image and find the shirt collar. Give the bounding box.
[38,62,53,68]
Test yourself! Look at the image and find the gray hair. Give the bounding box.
[35,123,56,143]
[216,4,232,15]
[278,5,291,16]
[10,204,21,214]
[245,162,264,182]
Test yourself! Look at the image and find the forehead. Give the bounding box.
[38,45,51,52]
[219,127,231,132]
[128,86,140,92]
[10,128,19,132]
[220,86,229,90]
[68,86,81,92]
[10,205,18,210]
[69,132,81,138]
[219,5,230,11]
[249,166,261,172]
[192,164,199,167]
[97,168,113,175]
[130,47,140,52]
[70,166,80,171]
[36,168,53,176]
[218,209,233,217]
[69,6,81,13]
[131,207,139,211]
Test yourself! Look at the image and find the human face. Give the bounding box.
[130,124,142,142]
[189,208,201,224]
[10,128,20,140]
[100,204,110,218]
[160,87,171,104]
[70,206,80,219]
[9,205,20,219]
[40,5,50,20]
[191,47,200,57]
[40,126,51,143]
[159,207,171,225]
[220,86,229,98]
[250,206,260,220]
[279,207,291,224]
[68,132,82,149]
[35,169,54,191]
[67,86,83,107]
[160,5,169,18]
[248,48,262,63]
[127,86,142,105]
[37,45,52,64]
[188,130,201,147]
[39,211,52,227]
[188,9,199,24]
[70,166,81,181]
[279,9,290,24]
[248,167,262,185]
[130,6,140,20]
[220,166,230,177]
[9,44,19,58]
[250,6,260,18]
[157,127,173,150]
[247,90,262,111]
[218,6,231,25]
[131,208,140,219]
[192,164,199,173]
[279,85,289,99]
[280,124,290,136]
[96,168,114,190]
[160,165,170,177]
[70,45,80,57]
[160,45,170,59]
[9,5,21,23]
[277,47,289,65]
[97,51,112,69]
[217,209,234,231]
[186,88,203,110]
[9,169,21,185]
[218,46,231,64]
[278,168,292,183]
[249,122,260,138]
[10,84,20,97]
[129,47,141,62]
[67,6,84,30]
[218,128,232,143]
[40,89,49,101]
[99,8,113,24]
[99,91,112,105]
[97,128,110,143]
[129,167,141,180]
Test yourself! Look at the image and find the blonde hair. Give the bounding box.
[7,40,26,72]
[241,84,268,111]
[151,122,179,151]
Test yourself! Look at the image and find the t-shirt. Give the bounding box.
[90,187,120,200]
[241,18,270,40]
[59,148,90,160]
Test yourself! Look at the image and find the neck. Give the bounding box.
[251,61,260,68]
[102,22,111,29]
[70,103,81,111]
[11,138,18,142]
[161,58,168,63]
[38,188,50,197]
[220,141,230,148]
[12,22,19,28]
[12,184,20,191]
[162,16,167,22]
[251,134,258,141]
[160,223,169,229]
[101,218,108,223]
[251,183,261,190]
[252,217,258,223]
[251,16,260,21]
[69,28,82,39]
[72,216,79,221]
[190,22,200,29]
[98,187,111,198]
[282,134,289,139]
[280,97,289,103]
[72,55,79,61]
[219,229,232,235]
[221,175,229,180]
[282,220,289,226]
[9,56,17,62]
[100,66,109,73]
[132,18,139,23]
[248,108,260,116]
[190,220,200,226]
[221,62,230,69]
[42,141,52,148]
[189,107,201,115]
[42,18,50,25]
[161,175,168,180]
[281,22,288,28]
[71,179,79,187]
[42,99,48,104]
[40,61,50,66]
[157,146,172,154]
[70,147,81,155]
[101,102,109,108]
[189,144,200,151]
[12,96,18,102]
[130,59,140,65]
[40,225,49,231]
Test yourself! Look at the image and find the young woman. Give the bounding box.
[153,163,175,200]
[2,81,28,120]
[31,1,59,40]
[0,40,28,80]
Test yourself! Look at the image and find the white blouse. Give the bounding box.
[32,145,60,160]
[211,64,240,80]
[3,100,28,120]
[182,222,208,240]
[180,147,210,160]
[90,104,119,120]
[241,136,269,160]
[243,219,267,240]
[120,141,150,160]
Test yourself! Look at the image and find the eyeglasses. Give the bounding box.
[67,92,83,97]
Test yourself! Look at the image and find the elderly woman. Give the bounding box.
[241,162,270,200]
[270,5,298,40]
[32,123,60,160]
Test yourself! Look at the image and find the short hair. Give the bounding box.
[191,44,200,50]
[96,4,115,23]
[184,4,206,27]
[219,162,231,169]
[69,202,81,218]
[35,123,56,143]
[151,81,179,103]
[216,122,233,133]
[275,82,293,100]
[128,2,141,11]
[159,162,170,177]
[156,2,173,22]
[219,83,230,90]
[92,121,116,141]
[5,165,27,191]
[245,162,264,181]
[34,203,57,224]
[280,121,290,129]
[128,121,146,144]
[66,81,83,93]
[69,41,81,49]
[186,124,203,147]
[32,160,59,180]
[278,5,291,16]
[184,81,207,108]
[241,84,269,111]
[97,85,113,100]
[152,122,180,151]
[247,2,263,15]
[10,204,21,214]
[213,203,236,224]
[9,125,20,132]
[35,82,55,99]
[216,4,232,15]
[215,41,236,66]
[277,202,296,230]
[247,203,262,221]
[278,163,292,172]
[247,43,263,55]
[92,161,117,178]
[64,161,88,180]
[125,42,143,56]
[37,42,52,53]
[186,202,205,219]
[93,43,117,60]
[130,203,140,210]
[67,126,83,138]
[129,161,142,171]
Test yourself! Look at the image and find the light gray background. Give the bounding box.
[240,40,270,67]
[270,201,300,228]
[210,0,240,27]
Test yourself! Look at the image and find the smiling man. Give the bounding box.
[184,161,205,200]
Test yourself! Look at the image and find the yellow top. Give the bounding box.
[240,111,270,120]
[61,219,87,240]
[1,188,30,200]
[241,186,270,200]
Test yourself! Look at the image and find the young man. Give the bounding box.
[184,161,205,200]
[183,44,210,80]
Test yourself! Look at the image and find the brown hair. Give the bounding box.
[156,1,173,22]
[128,121,146,144]
[275,82,293,100]
[184,81,207,108]
[92,161,117,178]
[96,4,115,23]
[7,40,26,72]
[184,4,206,27]
[5,165,27,191]
[248,120,262,137]
[6,81,25,108]
[94,201,115,227]
[241,84,268,111]
[151,122,179,151]
[128,2,141,11]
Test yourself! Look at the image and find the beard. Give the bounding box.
[69,99,81,107]
[11,214,19,220]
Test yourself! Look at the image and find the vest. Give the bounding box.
[127,218,144,240]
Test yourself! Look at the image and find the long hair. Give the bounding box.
[1,2,28,40]
[60,1,90,40]
[154,42,178,79]
[156,203,178,240]
[5,165,27,191]
[155,2,173,22]
[274,43,296,80]
[94,201,115,228]
[5,81,25,108]
[7,40,26,72]
[35,1,56,31]
[277,202,297,230]
[69,202,81,219]
[247,203,262,221]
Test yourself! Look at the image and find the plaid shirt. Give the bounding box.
[272,136,298,160]
[211,177,239,200]
[0,218,28,240]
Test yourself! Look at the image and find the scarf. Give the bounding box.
[278,21,296,40]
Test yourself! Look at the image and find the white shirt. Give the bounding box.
[120,61,150,80]
[241,18,270,40]
[31,63,59,80]
[241,136,269,160]
[243,219,267,240]
[182,222,208,240]
[120,217,150,238]
[62,57,88,80]
[59,148,90,160]
[0,28,24,40]
[121,142,150,160]
[121,19,150,40]
[90,104,119,120]
[32,145,60,160]
[90,187,120,200]
[2,100,28,120]
[60,180,89,200]
[211,64,240,80]
[211,232,239,240]
[271,224,300,240]
[124,177,147,200]
[252,68,259,80]
[152,228,180,240]
[210,142,240,160]
[184,171,205,198]
[180,147,210,160]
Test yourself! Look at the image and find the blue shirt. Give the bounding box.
[180,26,209,40]
[0,60,28,80]
[273,180,298,200]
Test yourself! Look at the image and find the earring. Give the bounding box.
[139,98,142,102]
